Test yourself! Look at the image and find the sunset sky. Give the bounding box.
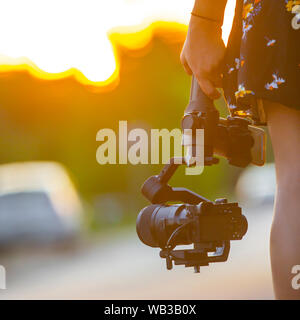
[0,0,235,85]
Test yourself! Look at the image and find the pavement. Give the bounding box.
[0,205,274,300]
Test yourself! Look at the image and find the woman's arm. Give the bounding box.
[192,0,227,23]
[180,0,228,99]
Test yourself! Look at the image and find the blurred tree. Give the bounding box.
[0,24,273,227]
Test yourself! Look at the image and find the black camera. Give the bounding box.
[137,200,247,272]
[136,156,248,272]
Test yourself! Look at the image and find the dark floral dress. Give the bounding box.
[223,0,300,120]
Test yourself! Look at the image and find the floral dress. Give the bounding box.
[223,0,300,122]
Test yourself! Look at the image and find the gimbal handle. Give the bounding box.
[182,76,219,165]
[185,75,216,114]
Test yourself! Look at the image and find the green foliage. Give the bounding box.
[0,35,273,230]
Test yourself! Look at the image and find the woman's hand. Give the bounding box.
[180,15,226,100]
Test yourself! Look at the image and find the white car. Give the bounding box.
[0,162,82,246]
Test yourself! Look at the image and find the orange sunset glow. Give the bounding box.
[0,0,236,87]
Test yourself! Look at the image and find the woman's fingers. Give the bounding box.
[181,60,222,99]
[195,74,221,100]
[180,52,193,75]
[210,74,223,89]
[180,41,223,100]
[182,61,193,75]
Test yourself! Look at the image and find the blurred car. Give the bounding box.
[0,161,82,246]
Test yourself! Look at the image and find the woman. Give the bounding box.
[180,0,300,299]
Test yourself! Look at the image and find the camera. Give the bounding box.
[136,156,248,272]
[137,200,247,272]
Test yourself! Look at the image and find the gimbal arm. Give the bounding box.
[141,157,211,205]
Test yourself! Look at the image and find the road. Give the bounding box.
[0,205,274,299]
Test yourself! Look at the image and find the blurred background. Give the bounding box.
[0,0,276,299]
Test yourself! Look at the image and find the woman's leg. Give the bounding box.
[264,100,300,299]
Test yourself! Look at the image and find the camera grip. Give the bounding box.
[185,75,216,114]
[182,75,219,165]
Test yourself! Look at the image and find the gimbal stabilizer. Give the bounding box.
[136,76,260,272]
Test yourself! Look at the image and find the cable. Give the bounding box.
[166,220,194,250]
